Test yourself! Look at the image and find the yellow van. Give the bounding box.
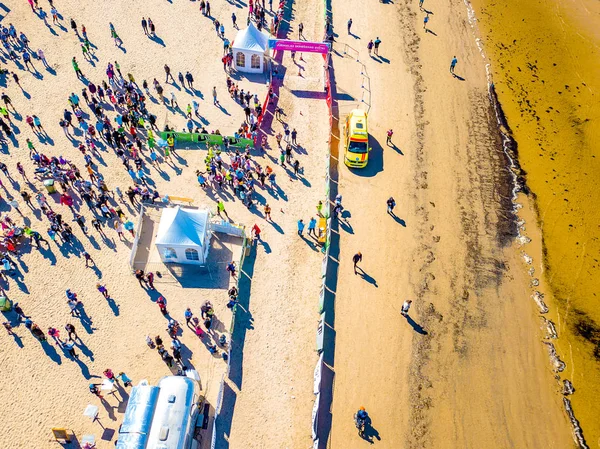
[343,109,370,168]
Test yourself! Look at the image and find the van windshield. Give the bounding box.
[348,140,368,154]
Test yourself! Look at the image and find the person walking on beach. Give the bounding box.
[72,57,83,79]
[367,40,374,56]
[50,7,59,25]
[450,56,458,75]
[148,18,156,37]
[37,48,49,68]
[423,14,429,31]
[347,18,353,34]
[185,71,194,89]
[212,86,219,106]
[352,252,363,275]
[64,340,78,358]
[65,323,78,340]
[22,52,34,71]
[146,272,155,290]
[83,251,95,267]
[264,203,272,220]
[142,17,148,35]
[17,162,27,180]
[135,269,147,287]
[374,37,381,56]
[48,327,63,347]
[164,64,174,83]
[297,219,305,236]
[308,217,317,237]
[419,0,424,8]
[217,200,228,218]
[97,283,109,298]
[114,221,125,239]
[401,299,412,316]
[226,261,237,278]
[70,18,78,35]
[387,197,396,215]
[110,23,122,47]
[386,129,393,145]
[251,223,262,241]
[185,307,193,326]
[91,218,104,235]
[316,200,323,217]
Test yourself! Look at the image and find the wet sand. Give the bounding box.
[471,0,600,443]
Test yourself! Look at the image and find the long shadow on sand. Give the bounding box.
[213,243,256,449]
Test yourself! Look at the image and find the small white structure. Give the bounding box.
[232,23,270,73]
[155,207,211,265]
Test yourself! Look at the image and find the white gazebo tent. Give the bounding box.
[232,23,270,73]
[155,207,211,265]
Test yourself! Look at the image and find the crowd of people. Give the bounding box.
[0,0,297,394]
[0,0,323,444]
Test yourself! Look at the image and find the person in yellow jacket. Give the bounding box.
[167,134,175,155]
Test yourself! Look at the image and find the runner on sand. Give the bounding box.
[450,56,458,74]
[401,300,412,316]
[387,197,396,215]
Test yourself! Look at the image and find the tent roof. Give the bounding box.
[155,207,209,247]
[232,23,270,53]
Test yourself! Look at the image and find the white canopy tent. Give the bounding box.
[155,207,211,265]
[232,23,270,73]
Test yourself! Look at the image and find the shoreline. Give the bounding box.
[465,0,597,445]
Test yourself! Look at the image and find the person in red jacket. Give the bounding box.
[251,223,262,241]
[60,193,74,209]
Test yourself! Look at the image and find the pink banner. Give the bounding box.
[272,40,330,54]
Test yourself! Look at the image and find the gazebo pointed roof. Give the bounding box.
[232,23,269,53]
[155,207,208,247]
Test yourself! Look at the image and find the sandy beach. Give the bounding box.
[328,0,578,447]
[1,0,596,447]
[0,0,325,447]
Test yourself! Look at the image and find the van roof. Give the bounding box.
[348,110,368,140]
[145,376,200,449]
[116,376,201,449]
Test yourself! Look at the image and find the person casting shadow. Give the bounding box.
[361,416,382,444]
